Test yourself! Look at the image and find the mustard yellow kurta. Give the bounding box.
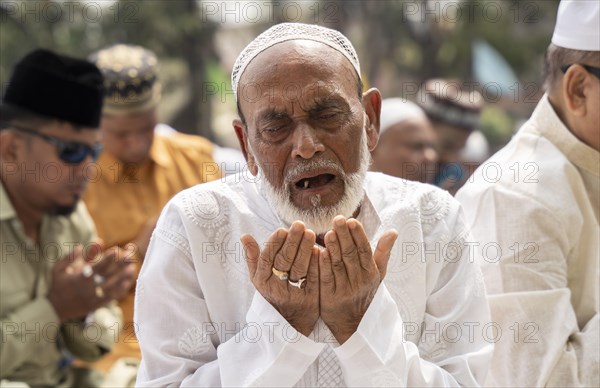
[83,131,220,371]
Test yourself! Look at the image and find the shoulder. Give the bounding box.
[366,172,457,214]
[158,174,252,232]
[155,132,215,157]
[458,124,581,215]
[365,172,461,236]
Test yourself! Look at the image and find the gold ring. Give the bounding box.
[95,286,105,298]
[288,277,306,289]
[93,274,105,285]
[271,267,289,281]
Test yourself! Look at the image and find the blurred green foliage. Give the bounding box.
[1,0,560,148]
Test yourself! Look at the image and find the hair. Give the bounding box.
[236,71,364,127]
[543,43,600,93]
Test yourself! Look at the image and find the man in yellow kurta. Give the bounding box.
[83,44,221,376]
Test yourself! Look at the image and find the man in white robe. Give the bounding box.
[456,1,600,386]
[135,23,493,387]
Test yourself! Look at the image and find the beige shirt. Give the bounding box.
[0,182,120,387]
[457,94,599,387]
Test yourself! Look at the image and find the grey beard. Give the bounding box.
[253,130,370,235]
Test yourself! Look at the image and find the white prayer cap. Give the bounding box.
[231,23,361,100]
[551,0,599,51]
[380,98,427,135]
[460,131,490,163]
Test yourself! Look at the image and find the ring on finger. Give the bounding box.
[95,286,105,298]
[272,267,289,281]
[288,277,306,289]
[82,264,93,278]
[93,274,105,285]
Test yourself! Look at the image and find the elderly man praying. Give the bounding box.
[135,23,492,387]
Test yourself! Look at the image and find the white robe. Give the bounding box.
[457,94,599,387]
[135,172,492,387]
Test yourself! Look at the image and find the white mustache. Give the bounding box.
[284,158,344,185]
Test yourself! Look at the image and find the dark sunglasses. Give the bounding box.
[11,125,103,164]
[561,64,600,80]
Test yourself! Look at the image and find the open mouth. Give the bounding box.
[294,173,336,190]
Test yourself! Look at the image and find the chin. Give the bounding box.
[257,156,369,235]
[50,195,80,216]
[50,204,78,216]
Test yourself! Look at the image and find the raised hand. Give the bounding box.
[47,241,136,322]
[241,221,320,336]
[319,216,398,344]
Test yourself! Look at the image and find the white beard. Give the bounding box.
[252,129,370,235]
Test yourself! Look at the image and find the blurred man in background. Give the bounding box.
[370,97,438,183]
[83,44,221,382]
[0,49,134,387]
[417,79,483,193]
[457,0,599,385]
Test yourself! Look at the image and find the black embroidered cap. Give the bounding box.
[1,49,105,127]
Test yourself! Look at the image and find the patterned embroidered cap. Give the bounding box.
[231,22,361,100]
[89,44,161,115]
[417,79,483,131]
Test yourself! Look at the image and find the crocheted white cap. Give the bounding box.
[231,22,361,100]
[380,98,427,135]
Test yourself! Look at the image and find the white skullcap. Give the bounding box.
[380,98,427,135]
[552,0,599,51]
[231,23,361,100]
[460,130,490,162]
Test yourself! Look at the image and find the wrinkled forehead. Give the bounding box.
[237,41,361,116]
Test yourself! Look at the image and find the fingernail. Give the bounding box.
[348,219,357,229]
[334,216,345,227]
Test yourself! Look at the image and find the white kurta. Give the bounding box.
[457,95,600,387]
[134,172,492,387]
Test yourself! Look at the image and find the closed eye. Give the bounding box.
[316,111,341,120]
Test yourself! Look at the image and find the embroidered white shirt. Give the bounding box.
[457,94,599,387]
[135,172,492,387]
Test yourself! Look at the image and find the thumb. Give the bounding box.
[83,239,104,264]
[373,229,398,281]
[241,234,260,279]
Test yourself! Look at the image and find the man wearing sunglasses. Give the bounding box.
[457,0,599,386]
[0,49,135,387]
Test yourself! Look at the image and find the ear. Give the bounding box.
[233,119,258,176]
[362,88,382,151]
[0,130,23,163]
[562,65,589,117]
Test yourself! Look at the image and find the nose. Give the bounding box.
[424,147,438,163]
[291,123,325,159]
[123,132,149,155]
